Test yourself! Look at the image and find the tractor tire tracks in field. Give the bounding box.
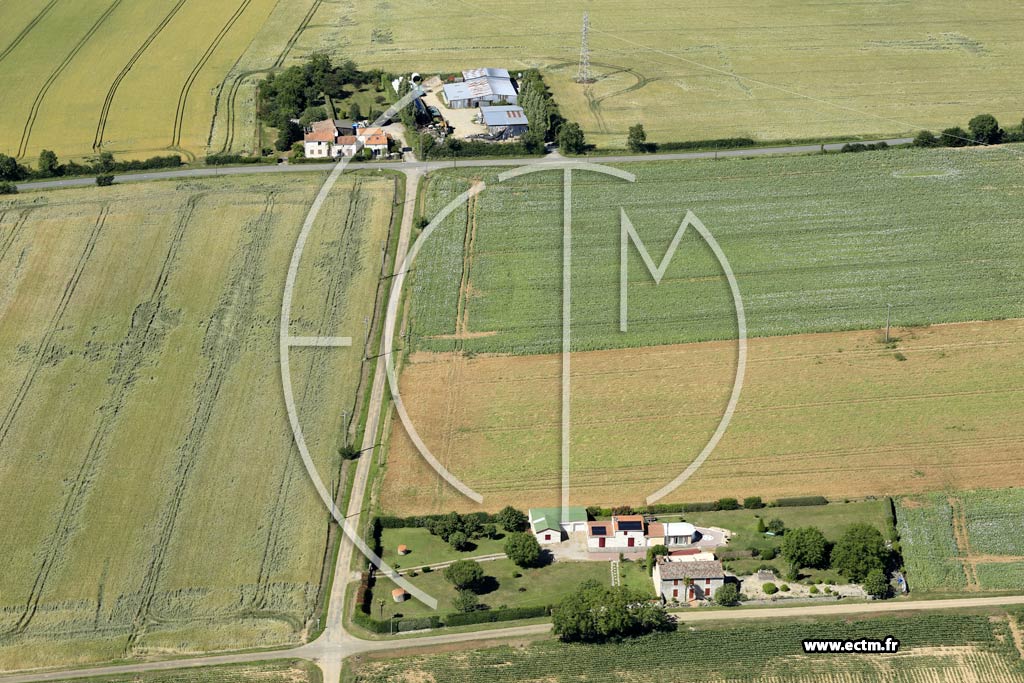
[170,0,253,152]
[16,0,121,159]
[93,0,191,151]
[124,192,275,652]
[3,197,198,639]
[2,206,110,635]
[209,0,323,154]
[250,180,365,618]
[0,209,36,323]
[0,208,31,265]
[0,0,60,65]
[0,206,105,457]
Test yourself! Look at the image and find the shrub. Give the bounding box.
[832,523,888,581]
[716,498,740,511]
[913,130,939,147]
[657,137,755,152]
[453,589,480,613]
[809,585,820,594]
[206,153,263,165]
[762,582,778,595]
[552,581,673,642]
[645,544,669,574]
[968,114,1003,145]
[863,568,890,598]
[714,583,740,606]
[444,605,549,627]
[496,506,528,532]
[940,126,970,147]
[557,122,586,154]
[627,124,647,153]
[95,174,114,187]
[505,532,541,568]
[443,559,484,591]
[779,584,790,592]
[782,527,828,569]
[744,496,765,509]
[448,531,470,551]
[774,496,828,507]
[761,547,777,561]
[421,565,432,573]
[766,519,786,535]
[0,181,17,195]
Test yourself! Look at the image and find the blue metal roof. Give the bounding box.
[480,105,528,126]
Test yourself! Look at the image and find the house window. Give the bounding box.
[545,534,551,541]
[706,578,711,585]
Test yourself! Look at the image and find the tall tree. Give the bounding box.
[443,559,484,591]
[968,114,1003,145]
[504,532,541,568]
[627,123,647,152]
[37,149,59,177]
[781,526,828,570]
[558,122,585,154]
[496,506,528,532]
[552,581,672,642]
[0,154,26,181]
[831,523,888,582]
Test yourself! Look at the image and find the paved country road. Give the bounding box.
[14,138,913,192]
[4,594,1024,682]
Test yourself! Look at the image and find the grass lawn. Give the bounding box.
[618,559,656,597]
[672,500,893,583]
[680,499,895,551]
[372,559,612,620]
[379,527,510,568]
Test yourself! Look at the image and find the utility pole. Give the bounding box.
[885,303,892,343]
[575,12,595,84]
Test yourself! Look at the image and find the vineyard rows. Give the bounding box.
[352,614,1024,682]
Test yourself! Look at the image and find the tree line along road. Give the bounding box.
[14,138,914,192]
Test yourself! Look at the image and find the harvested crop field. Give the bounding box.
[334,0,1024,147]
[0,171,397,670]
[0,0,356,161]
[382,319,1024,514]
[48,659,322,683]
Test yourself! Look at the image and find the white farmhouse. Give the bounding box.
[586,515,649,550]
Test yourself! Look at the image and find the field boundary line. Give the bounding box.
[16,0,122,159]
[93,0,190,151]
